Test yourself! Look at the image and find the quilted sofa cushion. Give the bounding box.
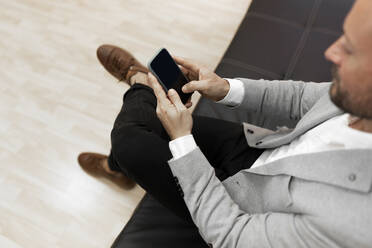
[216,0,352,82]
[196,0,354,128]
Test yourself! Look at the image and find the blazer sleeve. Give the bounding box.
[232,78,331,128]
[168,147,340,248]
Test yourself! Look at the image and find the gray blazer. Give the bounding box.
[168,78,372,248]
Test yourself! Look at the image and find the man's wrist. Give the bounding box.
[169,134,197,159]
[170,131,192,141]
[217,79,230,101]
[216,78,244,107]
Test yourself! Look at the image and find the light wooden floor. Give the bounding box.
[0,0,251,247]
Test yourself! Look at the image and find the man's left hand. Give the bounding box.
[148,73,193,140]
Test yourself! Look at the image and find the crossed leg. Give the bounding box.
[107,82,264,223]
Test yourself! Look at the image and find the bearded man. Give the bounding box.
[78,0,372,247]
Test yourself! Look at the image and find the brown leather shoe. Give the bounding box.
[96,44,149,85]
[78,152,136,189]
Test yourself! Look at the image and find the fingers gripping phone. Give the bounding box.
[148,48,192,104]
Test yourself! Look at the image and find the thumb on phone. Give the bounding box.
[182,80,208,93]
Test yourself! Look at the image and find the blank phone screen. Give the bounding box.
[149,48,192,103]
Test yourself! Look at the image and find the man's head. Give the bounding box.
[325,0,372,119]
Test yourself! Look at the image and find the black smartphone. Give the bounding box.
[148,48,192,104]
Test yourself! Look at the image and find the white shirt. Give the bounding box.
[169,79,372,167]
[251,113,372,168]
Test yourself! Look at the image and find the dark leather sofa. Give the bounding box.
[112,0,354,247]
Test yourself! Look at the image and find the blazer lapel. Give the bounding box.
[246,149,372,193]
[259,94,344,148]
[292,93,343,133]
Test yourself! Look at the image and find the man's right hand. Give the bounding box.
[174,56,230,102]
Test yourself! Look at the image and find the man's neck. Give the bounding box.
[349,117,372,133]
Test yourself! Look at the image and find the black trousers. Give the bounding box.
[107,83,264,223]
